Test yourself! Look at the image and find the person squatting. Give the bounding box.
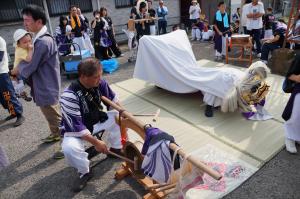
[60,58,124,192]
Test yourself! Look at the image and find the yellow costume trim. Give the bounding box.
[70,15,81,30]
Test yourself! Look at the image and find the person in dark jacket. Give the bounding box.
[91,9,111,60]
[55,16,72,56]
[260,20,287,64]
[135,1,151,41]
[100,7,123,58]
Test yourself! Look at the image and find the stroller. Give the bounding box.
[58,43,92,78]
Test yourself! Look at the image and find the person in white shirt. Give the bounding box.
[241,0,252,34]
[189,0,201,29]
[244,0,265,57]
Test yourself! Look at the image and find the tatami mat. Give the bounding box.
[111,85,261,168]
[110,59,287,169]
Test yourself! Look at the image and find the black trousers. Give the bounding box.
[107,30,121,57]
[94,43,111,60]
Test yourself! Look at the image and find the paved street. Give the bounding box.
[0,41,300,199]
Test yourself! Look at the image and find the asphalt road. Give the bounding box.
[0,42,299,199]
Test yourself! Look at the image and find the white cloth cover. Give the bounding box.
[133,30,244,107]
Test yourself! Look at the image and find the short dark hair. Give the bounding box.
[93,10,100,17]
[140,2,147,11]
[78,58,102,77]
[22,4,47,25]
[218,1,225,7]
[69,5,77,11]
[267,7,273,12]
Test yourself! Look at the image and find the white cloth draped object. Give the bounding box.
[134,30,244,108]
[133,30,272,120]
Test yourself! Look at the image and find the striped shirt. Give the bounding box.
[60,79,117,137]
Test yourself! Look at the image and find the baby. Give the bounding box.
[11,29,33,102]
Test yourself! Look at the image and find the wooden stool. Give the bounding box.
[226,34,253,66]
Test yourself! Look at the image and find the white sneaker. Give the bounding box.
[285,138,297,154]
[257,53,261,58]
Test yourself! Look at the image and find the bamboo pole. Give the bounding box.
[101,96,222,180]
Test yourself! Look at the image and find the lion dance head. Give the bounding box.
[237,61,270,112]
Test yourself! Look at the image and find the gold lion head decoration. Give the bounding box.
[221,61,270,113]
[238,61,271,112]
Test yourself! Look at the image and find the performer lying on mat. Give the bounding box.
[134,30,271,120]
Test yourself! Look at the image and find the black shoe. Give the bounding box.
[14,115,25,127]
[72,172,93,193]
[204,105,213,117]
[5,115,17,121]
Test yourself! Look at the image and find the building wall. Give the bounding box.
[0,0,180,55]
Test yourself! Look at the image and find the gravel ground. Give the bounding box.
[0,41,299,199]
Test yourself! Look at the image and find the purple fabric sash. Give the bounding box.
[282,83,300,121]
[141,127,162,155]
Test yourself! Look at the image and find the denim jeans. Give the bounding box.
[158,20,167,35]
[0,73,23,116]
[261,42,281,61]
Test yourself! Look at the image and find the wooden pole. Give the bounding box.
[283,0,296,48]
[101,96,222,180]
[152,109,160,122]
[108,151,135,164]
[42,0,53,35]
